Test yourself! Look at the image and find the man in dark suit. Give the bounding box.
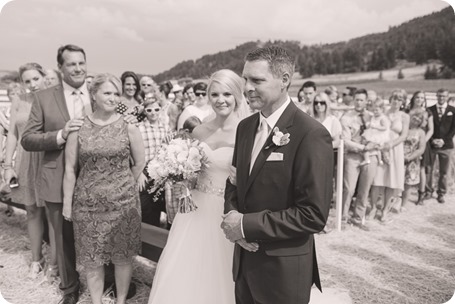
[222,46,333,304]
[425,88,455,203]
[21,44,90,304]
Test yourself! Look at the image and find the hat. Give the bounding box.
[172,84,184,93]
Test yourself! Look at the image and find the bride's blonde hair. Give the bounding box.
[207,69,250,119]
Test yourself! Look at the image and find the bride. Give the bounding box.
[148,69,251,304]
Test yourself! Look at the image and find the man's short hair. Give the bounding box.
[193,82,207,92]
[302,81,316,91]
[183,83,194,94]
[57,44,86,65]
[437,88,448,94]
[353,88,368,97]
[245,46,295,80]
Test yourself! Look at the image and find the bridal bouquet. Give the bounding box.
[147,138,209,223]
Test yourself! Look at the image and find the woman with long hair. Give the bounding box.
[148,69,250,304]
[3,63,57,279]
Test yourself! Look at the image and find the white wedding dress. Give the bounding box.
[148,143,235,304]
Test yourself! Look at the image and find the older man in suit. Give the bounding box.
[222,46,333,304]
[21,44,90,304]
[425,88,455,203]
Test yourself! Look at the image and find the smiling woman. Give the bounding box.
[62,73,145,304]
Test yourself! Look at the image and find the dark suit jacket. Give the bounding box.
[428,104,455,150]
[224,101,333,293]
[21,85,71,203]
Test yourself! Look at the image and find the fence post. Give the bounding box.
[336,140,344,232]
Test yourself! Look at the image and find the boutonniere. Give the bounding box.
[265,127,290,149]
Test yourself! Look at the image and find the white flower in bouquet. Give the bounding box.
[146,138,209,222]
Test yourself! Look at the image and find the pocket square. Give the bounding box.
[447,112,453,116]
[266,152,284,161]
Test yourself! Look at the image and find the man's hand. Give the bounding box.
[432,138,444,148]
[62,118,84,140]
[138,172,148,192]
[221,210,243,242]
[236,238,259,252]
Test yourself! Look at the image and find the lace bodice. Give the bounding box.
[195,143,233,196]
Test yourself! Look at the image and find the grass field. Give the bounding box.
[1,191,454,304]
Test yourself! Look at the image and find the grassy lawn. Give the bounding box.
[1,191,454,304]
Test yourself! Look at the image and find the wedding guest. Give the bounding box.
[63,73,144,304]
[117,71,145,122]
[168,84,185,131]
[3,63,53,278]
[295,81,316,115]
[85,73,95,88]
[402,112,426,209]
[340,89,378,230]
[182,83,195,109]
[137,100,171,227]
[177,82,213,130]
[45,69,61,87]
[361,98,390,166]
[156,82,179,131]
[21,44,91,304]
[140,75,156,101]
[407,91,433,205]
[425,88,455,203]
[182,116,201,133]
[371,93,409,221]
[313,92,342,149]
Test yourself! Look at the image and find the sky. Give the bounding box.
[0,0,451,76]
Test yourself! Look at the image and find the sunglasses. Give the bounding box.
[195,92,206,97]
[145,108,160,113]
[314,101,326,106]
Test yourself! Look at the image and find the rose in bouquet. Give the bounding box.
[146,137,209,223]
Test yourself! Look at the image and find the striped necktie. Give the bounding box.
[73,90,85,119]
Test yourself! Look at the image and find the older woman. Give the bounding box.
[371,92,410,222]
[63,74,145,304]
[3,63,55,278]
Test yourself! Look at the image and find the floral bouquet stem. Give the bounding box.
[164,180,198,224]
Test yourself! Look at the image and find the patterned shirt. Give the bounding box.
[340,109,373,152]
[138,120,170,163]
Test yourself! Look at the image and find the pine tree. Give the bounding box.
[397,69,404,79]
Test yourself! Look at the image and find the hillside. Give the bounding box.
[153,6,455,83]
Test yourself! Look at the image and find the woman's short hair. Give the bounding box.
[143,99,161,109]
[18,62,46,82]
[120,71,140,100]
[88,73,122,101]
[193,82,207,92]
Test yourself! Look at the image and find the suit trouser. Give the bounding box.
[427,148,452,196]
[235,249,312,304]
[342,153,378,220]
[45,201,80,295]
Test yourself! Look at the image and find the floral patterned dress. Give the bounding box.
[404,129,422,186]
[72,117,141,268]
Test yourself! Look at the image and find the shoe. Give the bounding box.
[107,281,137,300]
[422,192,433,200]
[46,264,59,283]
[59,291,79,304]
[416,192,425,206]
[379,215,393,224]
[28,258,44,279]
[348,218,370,231]
[318,227,332,234]
[437,195,445,204]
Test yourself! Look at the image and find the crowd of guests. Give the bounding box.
[294,81,455,231]
[0,43,454,303]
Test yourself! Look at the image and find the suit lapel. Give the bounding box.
[238,114,259,193]
[54,86,70,122]
[245,102,297,193]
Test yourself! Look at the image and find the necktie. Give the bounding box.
[250,119,269,173]
[359,112,366,135]
[438,107,444,119]
[73,90,85,119]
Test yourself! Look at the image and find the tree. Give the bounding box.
[379,71,383,80]
[397,69,404,79]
